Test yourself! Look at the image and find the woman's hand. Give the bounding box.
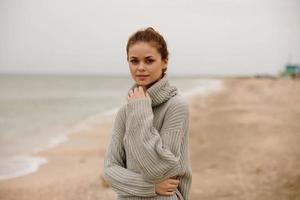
[155,177,179,196]
[127,86,149,101]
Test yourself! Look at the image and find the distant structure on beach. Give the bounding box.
[281,64,300,79]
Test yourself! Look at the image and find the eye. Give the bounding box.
[145,59,155,64]
[130,60,138,64]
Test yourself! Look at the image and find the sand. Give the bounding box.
[0,78,300,200]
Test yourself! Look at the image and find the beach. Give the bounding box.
[0,77,300,200]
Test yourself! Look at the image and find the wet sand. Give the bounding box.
[0,78,300,200]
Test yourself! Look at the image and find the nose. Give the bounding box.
[137,63,146,71]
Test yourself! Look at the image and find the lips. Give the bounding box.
[136,75,150,77]
[136,75,149,80]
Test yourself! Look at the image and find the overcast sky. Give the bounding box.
[0,0,299,76]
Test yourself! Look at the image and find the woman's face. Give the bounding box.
[127,42,167,89]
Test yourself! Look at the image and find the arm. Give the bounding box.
[103,106,158,197]
[124,97,189,183]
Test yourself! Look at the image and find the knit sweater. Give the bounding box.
[103,74,192,200]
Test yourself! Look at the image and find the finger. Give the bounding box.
[169,179,179,185]
[170,175,178,179]
[134,87,138,93]
[139,86,147,95]
[168,187,177,192]
[165,191,176,196]
[138,86,145,95]
[128,89,133,96]
[167,185,177,190]
[169,182,178,188]
[169,182,179,187]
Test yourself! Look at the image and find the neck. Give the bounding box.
[144,73,165,90]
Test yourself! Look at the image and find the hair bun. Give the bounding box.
[145,27,156,32]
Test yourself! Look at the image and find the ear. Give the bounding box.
[162,58,168,69]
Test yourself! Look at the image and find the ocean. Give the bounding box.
[0,74,222,181]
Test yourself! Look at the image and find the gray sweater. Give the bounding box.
[103,74,192,200]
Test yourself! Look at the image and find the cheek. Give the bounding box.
[128,64,135,73]
[151,64,163,74]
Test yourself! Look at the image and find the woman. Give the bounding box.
[103,27,192,200]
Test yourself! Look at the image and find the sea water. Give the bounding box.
[0,74,222,180]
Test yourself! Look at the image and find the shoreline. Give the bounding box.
[0,111,114,182]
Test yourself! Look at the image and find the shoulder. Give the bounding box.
[166,95,189,116]
[162,95,190,131]
[168,94,189,111]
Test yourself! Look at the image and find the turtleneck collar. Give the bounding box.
[129,74,178,107]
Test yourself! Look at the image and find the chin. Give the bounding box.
[135,79,149,86]
[136,82,148,87]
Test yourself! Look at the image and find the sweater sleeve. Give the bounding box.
[124,96,189,183]
[103,106,158,197]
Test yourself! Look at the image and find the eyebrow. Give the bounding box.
[129,56,154,59]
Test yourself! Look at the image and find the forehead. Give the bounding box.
[128,42,160,58]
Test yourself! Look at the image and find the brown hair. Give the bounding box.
[126,27,169,74]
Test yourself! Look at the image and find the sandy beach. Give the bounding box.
[0,78,300,200]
